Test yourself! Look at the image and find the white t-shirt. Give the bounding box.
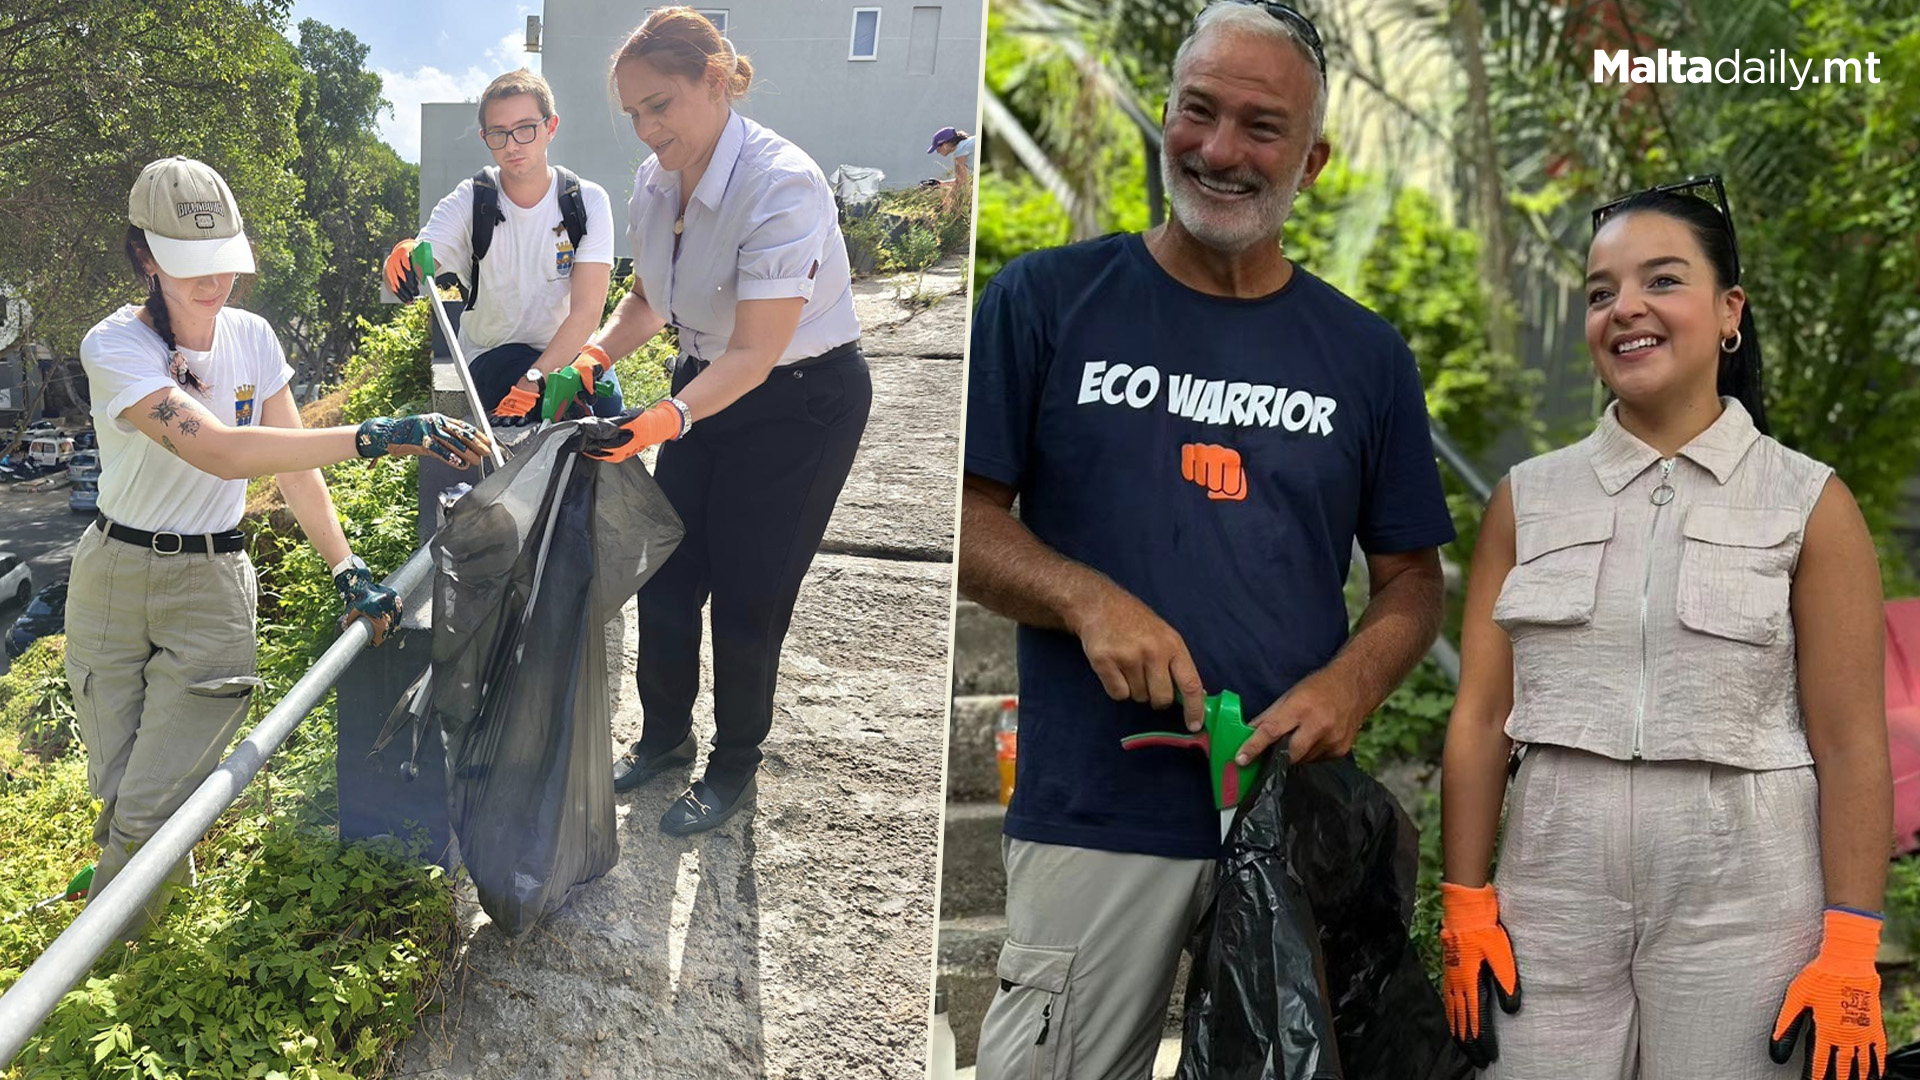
[79,306,293,534]
[417,167,616,359]
[950,136,976,177]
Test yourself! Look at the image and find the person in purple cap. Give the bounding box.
[928,125,974,208]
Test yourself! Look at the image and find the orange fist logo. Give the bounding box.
[1181,443,1247,501]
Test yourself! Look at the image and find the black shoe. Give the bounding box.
[612,733,697,793]
[660,775,757,836]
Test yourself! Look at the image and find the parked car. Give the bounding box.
[27,435,73,468]
[71,428,97,451]
[66,451,100,479]
[68,477,99,514]
[23,419,60,436]
[4,580,65,659]
[0,552,31,606]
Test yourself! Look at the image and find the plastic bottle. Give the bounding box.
[929,985,957,1080]
[994,697,1018,806]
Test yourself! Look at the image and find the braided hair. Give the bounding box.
[123,226,206,393]
[1592,189,1767,435]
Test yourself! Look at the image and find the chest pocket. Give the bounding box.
[1493,508,1614,635]
[1676,506,1800,645]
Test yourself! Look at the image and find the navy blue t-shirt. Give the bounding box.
[966,233,1456,860]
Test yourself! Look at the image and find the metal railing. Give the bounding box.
[0,548,433,1064]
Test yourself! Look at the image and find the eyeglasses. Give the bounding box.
[481,119,549,150]
[1591,173,1742,285]
[1212,1,1328,79]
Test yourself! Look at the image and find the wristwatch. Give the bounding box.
[331,553,368,578]
[523,367,543,385]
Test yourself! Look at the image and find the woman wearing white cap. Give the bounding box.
[584,8,871,836]
[68,156,491,936]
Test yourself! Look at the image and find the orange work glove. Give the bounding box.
[383,238,424,301]
[1770,907,1887,1080]
[1440,882,1522,1069]
[584,401,682,462]
[569,344,611,385]
[1181,443,1247,501]
[493,381,540,421]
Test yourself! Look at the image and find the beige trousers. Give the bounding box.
[976,838,1215,1080]
[63,523,261,939]
[1486,746,1823,1079]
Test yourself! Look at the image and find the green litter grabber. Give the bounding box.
[3,864,94,924]
[1120,689,1265,841]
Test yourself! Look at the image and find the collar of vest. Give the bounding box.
[1588,395,1761,494]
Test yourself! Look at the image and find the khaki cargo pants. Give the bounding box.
[976,838,1215,1080]
[63,523,261,940]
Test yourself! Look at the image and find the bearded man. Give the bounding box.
[959,4,1457,1076]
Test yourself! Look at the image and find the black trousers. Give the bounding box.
[634,343,872,777]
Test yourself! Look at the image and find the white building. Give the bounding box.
[419,0,984,257]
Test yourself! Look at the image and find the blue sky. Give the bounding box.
[287,0,541,162]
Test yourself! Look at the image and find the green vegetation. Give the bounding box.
[0,307,457,1079]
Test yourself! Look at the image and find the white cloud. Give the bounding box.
[377,28,538,163]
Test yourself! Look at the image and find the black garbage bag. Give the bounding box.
[1177,755,1472,1080]
[402,421,683,936]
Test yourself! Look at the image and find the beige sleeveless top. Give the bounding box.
[1496,398,1832,769]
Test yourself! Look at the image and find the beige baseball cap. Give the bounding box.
[128,157,256,278]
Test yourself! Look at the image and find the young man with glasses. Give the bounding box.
[962,2,1452,1075]
[384,70,623,422]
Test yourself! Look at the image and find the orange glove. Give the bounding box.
[1770,908,1887,1080]
[383,238,424,301]
[1440,882,1522,1069]
[585,401,683,462]
[1181,443,1247,501]
[494,381,540,420]
[569,344,611,385]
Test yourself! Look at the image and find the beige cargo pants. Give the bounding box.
[975,838,1215,1080]
[1486,745,1823,1079]
[62,523,262,940]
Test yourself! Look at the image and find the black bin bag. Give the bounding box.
[397,421,683,937]
[1176,755,1472,1080]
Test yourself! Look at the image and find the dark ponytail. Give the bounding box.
[1592,188,1767,435]
[123,226,205,393]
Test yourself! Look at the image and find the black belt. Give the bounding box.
[95,514,246,555]
[677,338,863,376]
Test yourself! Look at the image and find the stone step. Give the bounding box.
[948,693,1015,803]
[939,801,1006,920]
[950,600,1017,697]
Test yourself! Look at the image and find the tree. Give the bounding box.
[0,0,305,350]
[254,20,417,387]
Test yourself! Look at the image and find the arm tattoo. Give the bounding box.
[161,435,179,456]
[177,418,202,438]
[148,399,182,426]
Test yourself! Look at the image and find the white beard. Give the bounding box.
[1162,150,1307,254]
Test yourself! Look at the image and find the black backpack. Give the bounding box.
[456,165,589,312]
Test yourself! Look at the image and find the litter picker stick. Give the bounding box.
[413,242,506,471]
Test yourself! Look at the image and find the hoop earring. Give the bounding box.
[1721,329,1742,354]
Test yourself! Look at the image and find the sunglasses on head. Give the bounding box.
[1206,1,1328,79]
[1591,173,1742,285]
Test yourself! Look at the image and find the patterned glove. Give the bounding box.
[1440,882,1523,1069]
[333,558,401,646]
[355,414,491,468]
[583,401,683,462]
[1771,907,1887,1080]
[383,238,425,302]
